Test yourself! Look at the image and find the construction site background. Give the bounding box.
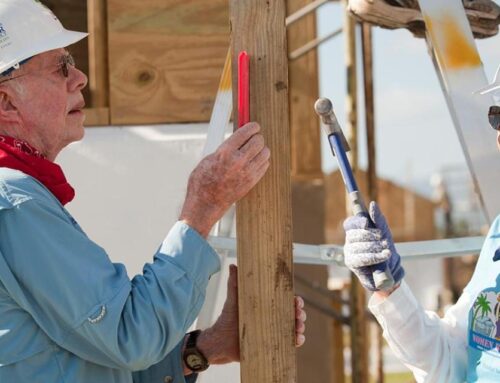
[47,1,496,382]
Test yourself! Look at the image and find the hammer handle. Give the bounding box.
[329,134,395,291]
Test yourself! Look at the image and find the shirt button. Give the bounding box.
[164,376,173,383]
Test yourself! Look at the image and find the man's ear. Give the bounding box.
[0,87,21,123]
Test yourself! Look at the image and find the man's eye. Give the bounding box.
[52,66,65,76]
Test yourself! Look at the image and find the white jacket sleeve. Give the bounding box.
[369,281,471,383]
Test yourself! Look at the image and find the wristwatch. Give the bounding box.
[183,330,210,373]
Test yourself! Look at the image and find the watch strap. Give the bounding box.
[186,329,202,349]
[183,330,209,373]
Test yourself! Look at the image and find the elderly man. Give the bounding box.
[0,1,306,382]
[342,70,500,381]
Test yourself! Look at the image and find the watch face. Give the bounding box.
[186,354,204,370]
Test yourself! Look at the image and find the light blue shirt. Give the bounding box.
[0,168,221,383]
[465,216,500,382]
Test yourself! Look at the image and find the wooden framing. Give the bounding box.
[106,0,229,125]
[287,0,322,181]
[362,22,385,383]
[87,0,110,110]
[83,107,110,126]
[343,1,369,382]
[230,1,296,382]
[85,0,110,126]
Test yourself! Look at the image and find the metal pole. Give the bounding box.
[208,235,485,264]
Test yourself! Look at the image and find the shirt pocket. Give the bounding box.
[0,346,65,383]
[0,289,54,366]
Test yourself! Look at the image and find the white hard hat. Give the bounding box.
[474,64,500,96]
[0,0,88,74]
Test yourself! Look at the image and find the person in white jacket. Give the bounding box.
[343,70,500,383]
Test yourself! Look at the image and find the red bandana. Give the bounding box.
[0,135,75,205]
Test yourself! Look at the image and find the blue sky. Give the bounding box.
[317,2,500,196]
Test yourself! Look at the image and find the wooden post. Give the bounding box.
[87,0,109,107]
[331,289,346,383]
[287,0,323,181]
[362,24,376,203]
[344,2,369,383]
[230,1,296,382]
[362,22,384,383]
[286,1,333,381]
[86,0,110,125]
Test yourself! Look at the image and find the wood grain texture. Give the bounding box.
[107,0,229,125]
[83,107,110,126]
[230,1,296,382]
[43,0,90,103]
[342,2,369,380]
[292,180,334,383]
[286,0,322,180]
[87,0,109,109]
[361,24,385,383]
[330,289,346,383]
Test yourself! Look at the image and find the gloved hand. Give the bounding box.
[343,201,405,291]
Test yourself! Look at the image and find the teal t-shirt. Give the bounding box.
[466,216,500,382]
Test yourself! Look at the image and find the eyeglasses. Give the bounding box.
[0,53,76,84]
[489,106,500,131]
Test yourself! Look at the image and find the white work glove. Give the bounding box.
[343,202,405,291]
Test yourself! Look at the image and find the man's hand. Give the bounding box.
[180,123,270,238]
[343,201,405,293]
[187,265,306,373]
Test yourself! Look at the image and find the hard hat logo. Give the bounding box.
[0,22,10,52]
[0,0,88,74]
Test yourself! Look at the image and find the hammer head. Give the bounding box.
[314,98,351,153]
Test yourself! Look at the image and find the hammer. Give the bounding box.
[315,97,394,291]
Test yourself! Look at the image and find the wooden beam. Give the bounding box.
[230,1,296,382]
[361,22,384,383]
[83,107,110,126]
[87,0,109,109]
[343,2,369,382]
[331,289,346,383]
[291,181,333,382]
[362,24,376,204]
[44,0,90,102]
[287,0,322,181]
[107,0,229,125]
